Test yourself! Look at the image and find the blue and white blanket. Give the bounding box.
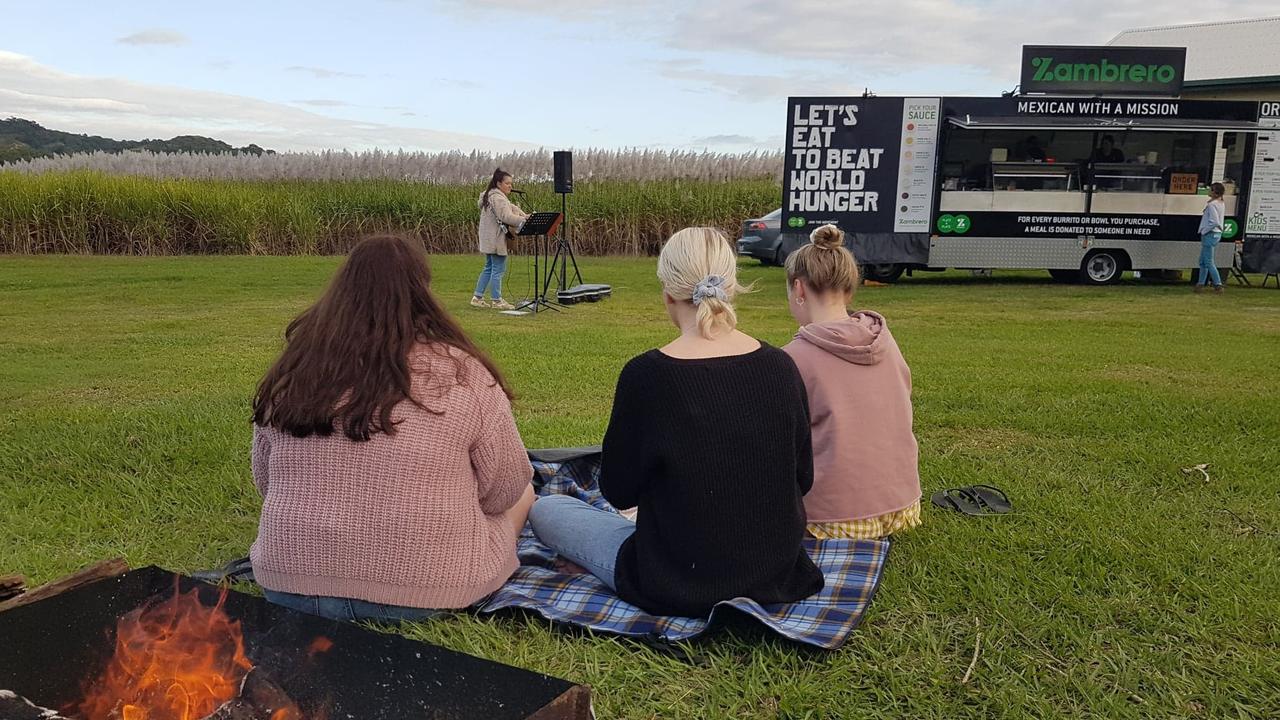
[477,448,891,650]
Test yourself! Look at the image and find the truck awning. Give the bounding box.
[946,115,1265,132]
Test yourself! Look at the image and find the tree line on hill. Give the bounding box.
[0,118,273,163]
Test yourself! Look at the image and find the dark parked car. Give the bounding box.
[736,209,906,282]
[736,209,785,265]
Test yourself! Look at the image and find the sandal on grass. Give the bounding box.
[191,556,255,585]
[930,488,987,516]
[964,484,1013,514]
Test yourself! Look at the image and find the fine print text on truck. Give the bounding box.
[1017,215,1160,236]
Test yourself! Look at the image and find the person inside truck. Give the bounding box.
[1092,135,1125,163]
[1020,135,1047,162]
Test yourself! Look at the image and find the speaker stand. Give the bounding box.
[541,193,584,301]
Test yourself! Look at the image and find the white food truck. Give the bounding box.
[782,45,1280,283]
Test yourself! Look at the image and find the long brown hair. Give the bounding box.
[253,234,512,440]
[481,167,510,211]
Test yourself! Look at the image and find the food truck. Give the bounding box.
[782,46,1280,283]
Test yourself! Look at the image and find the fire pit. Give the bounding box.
[0,565,592,720]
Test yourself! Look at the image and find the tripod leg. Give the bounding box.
[565,239,585,287]
[542,237,563,302]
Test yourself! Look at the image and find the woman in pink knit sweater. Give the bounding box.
[782,224,922,540]
[250,235,535,622]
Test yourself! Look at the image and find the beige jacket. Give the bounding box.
[477,189,528,256]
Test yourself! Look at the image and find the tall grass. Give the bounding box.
[4,148,784,183]
[0,171,782,255]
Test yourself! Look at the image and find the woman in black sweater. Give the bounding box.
[528,227,823,617]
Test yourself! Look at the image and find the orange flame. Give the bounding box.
[78,586,253,720]
[305,638,332,658]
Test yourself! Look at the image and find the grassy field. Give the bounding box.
[2,254,1278,719]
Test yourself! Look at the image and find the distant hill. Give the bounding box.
[0,118,274,163]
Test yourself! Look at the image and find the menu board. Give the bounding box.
[1246,102,1280,238]
[894,98,941,232]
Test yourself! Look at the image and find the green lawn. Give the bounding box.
[2,255,1278,719]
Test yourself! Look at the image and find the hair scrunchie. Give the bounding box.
[692,274,728,306]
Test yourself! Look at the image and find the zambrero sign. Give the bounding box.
[1020,45,1186,97]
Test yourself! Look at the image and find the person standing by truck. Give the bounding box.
[1195,182,1227,294]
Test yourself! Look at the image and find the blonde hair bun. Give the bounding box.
[787,223,858,296]
[810,224,845,250]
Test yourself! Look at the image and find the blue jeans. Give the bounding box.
[1198,232,1222,286]
[474,253,508,300]
[263,589,444,624]
[527,494,636,590]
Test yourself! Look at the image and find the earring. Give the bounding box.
[796,297,805,306]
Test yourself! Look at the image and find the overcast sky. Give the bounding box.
[2,1,1276,153]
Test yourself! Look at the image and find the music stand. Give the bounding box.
[514,212,564,313]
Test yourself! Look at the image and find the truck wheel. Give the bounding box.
[1080,251,1125,285]
[1048,269,1078,283]
[862,263,904,283]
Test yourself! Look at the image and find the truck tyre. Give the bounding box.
[1080,250,1126,285]
[862,263,904,283]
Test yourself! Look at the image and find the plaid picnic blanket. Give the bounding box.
[476,448,891,650]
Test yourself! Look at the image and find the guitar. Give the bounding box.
[486,190,523,244]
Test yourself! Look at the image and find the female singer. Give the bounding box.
[474,168,528,310]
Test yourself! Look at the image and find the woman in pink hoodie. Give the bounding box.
[782,224,922,539]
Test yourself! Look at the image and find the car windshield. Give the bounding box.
[762,208,782,220]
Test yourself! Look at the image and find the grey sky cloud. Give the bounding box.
[706,2,1280,72]
[691,134,765,146]
[116,29,189,46]
[285,65,364,79]
[433,77,484,90]
[659,61,863,100]
[294,99,352,107]
[0,51,536,152]
[445,0,1280,78]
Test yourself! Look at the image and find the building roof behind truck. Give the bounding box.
[1108,16,1280,92]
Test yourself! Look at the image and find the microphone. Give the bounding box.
[510,189,526,195]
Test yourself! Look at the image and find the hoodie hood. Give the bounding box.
[794,310,888,365]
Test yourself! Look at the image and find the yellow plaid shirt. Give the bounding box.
[807,499,922,540]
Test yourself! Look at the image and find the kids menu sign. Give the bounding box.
[783,96,940,235]
[1247,101,1280,238]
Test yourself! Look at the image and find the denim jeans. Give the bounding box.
[473,253,508,299]
[263,589,444,624]
[1198,232,1222,287]
[527,494,636,590]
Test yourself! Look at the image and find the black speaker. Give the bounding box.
[553,151,573,194]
